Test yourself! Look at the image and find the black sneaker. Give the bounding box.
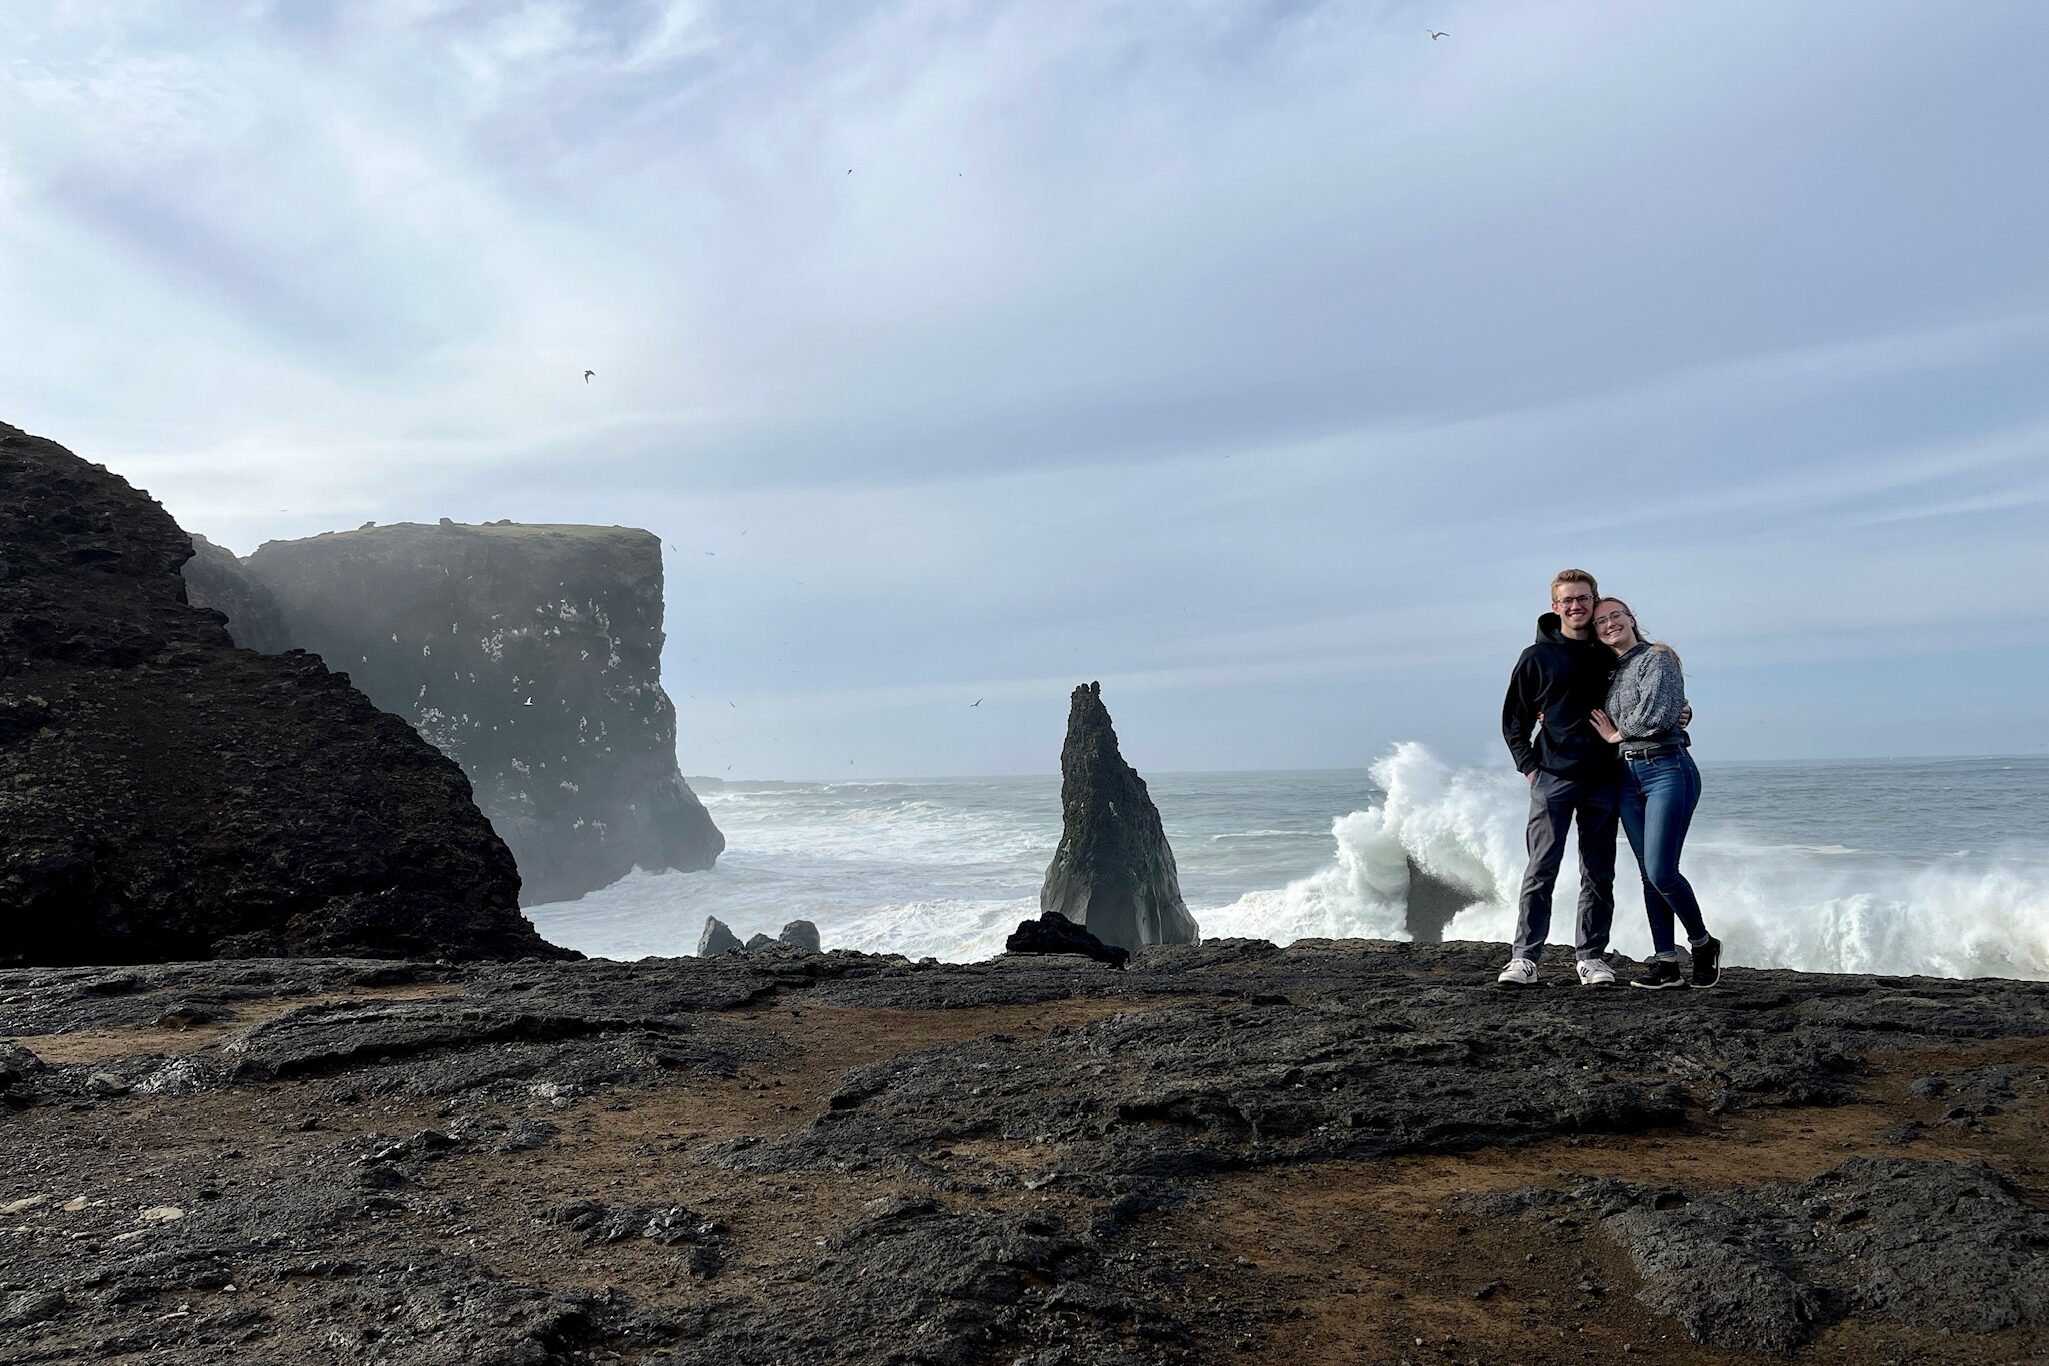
[1690,936,1722,988]
[1632,959,1686,990]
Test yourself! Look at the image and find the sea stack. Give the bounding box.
[1405,858,1476,944]
[189,521,724,906]
[1039,682,1199,953]
[0,421,570,965]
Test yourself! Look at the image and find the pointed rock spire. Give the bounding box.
[1039,682,1199,953]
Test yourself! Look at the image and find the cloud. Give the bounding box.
[4,0,2048,773]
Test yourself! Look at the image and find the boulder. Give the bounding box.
[778,919,821,953]
[1038,682,1199,953]
[697,917,741,957]
[1405,857,1476,944]
[1004,911,1129,970]
[0,421,570,965]
[212,520,723,905]
[743,933,776,951]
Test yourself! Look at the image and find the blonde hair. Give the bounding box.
[1550,568,1600,604]
[1594,597,1681,667]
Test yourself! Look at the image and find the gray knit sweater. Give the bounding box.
[1605,643,1689,747]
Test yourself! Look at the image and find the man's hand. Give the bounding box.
[1679,701,1694,728]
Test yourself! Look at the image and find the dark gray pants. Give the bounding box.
[1512,770,1619,963]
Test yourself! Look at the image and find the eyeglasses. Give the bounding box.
[1592,614,1631,629]
[1554,593,1594,607]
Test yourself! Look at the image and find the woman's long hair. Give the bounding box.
[1595,597,1681,668]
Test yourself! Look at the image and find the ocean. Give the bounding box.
[525,745,2049,981]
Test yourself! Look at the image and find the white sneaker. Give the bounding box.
[1576,957,1617,988]
[1496,957,1540,989]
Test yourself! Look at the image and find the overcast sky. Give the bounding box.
[6,0,2047,778]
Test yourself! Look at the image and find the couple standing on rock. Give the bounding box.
[1496,568,1723,991]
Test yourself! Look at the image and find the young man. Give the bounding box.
[1498,569,1622,988]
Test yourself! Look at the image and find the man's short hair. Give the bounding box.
[1550,568,1599,602]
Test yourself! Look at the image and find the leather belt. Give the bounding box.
[1620,743,1684,762]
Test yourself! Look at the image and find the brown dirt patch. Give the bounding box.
[1,993,1183,1332]
[1135,1036,2049,1364]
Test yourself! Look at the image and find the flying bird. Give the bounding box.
[583,369,595,382]
[970,699,982,707]
[1429,30,1448,39]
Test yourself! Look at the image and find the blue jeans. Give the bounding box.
[1619,750,1710,955]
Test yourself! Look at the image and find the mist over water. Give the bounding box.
[526,748,2049,981]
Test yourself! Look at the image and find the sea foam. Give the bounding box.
[1205,743,2049,980]
[530,749,2049,981]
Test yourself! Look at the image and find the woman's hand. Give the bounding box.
[1589,708,1622,744]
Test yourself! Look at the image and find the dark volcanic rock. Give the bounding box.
[1478,1156,2049,1353]
[231,520,722,905]
[697,917,741,957]
[0,421,569,966]
[1039,683,1199,953]
[542,1200,729,1276]
[0,949,2046,1364]
[778,919,821,952]
[0,1041,48,1107]
[179,533,291,652]
[1404,857,1478,944]
[1005,911,1129,970]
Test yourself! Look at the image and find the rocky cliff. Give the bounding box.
[222,521,721,905]
[0,421,568,965]
[181,533,292,652]
[1040,682,1200,952]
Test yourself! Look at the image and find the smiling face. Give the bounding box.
[1552,579,1597,635]
[1593,598,1640,652]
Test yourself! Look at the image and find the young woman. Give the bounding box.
[1588,598,1722,989]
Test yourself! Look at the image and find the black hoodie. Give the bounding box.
[1501,613,1621,781]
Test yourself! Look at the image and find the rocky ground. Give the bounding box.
[2,940,2046,1365]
